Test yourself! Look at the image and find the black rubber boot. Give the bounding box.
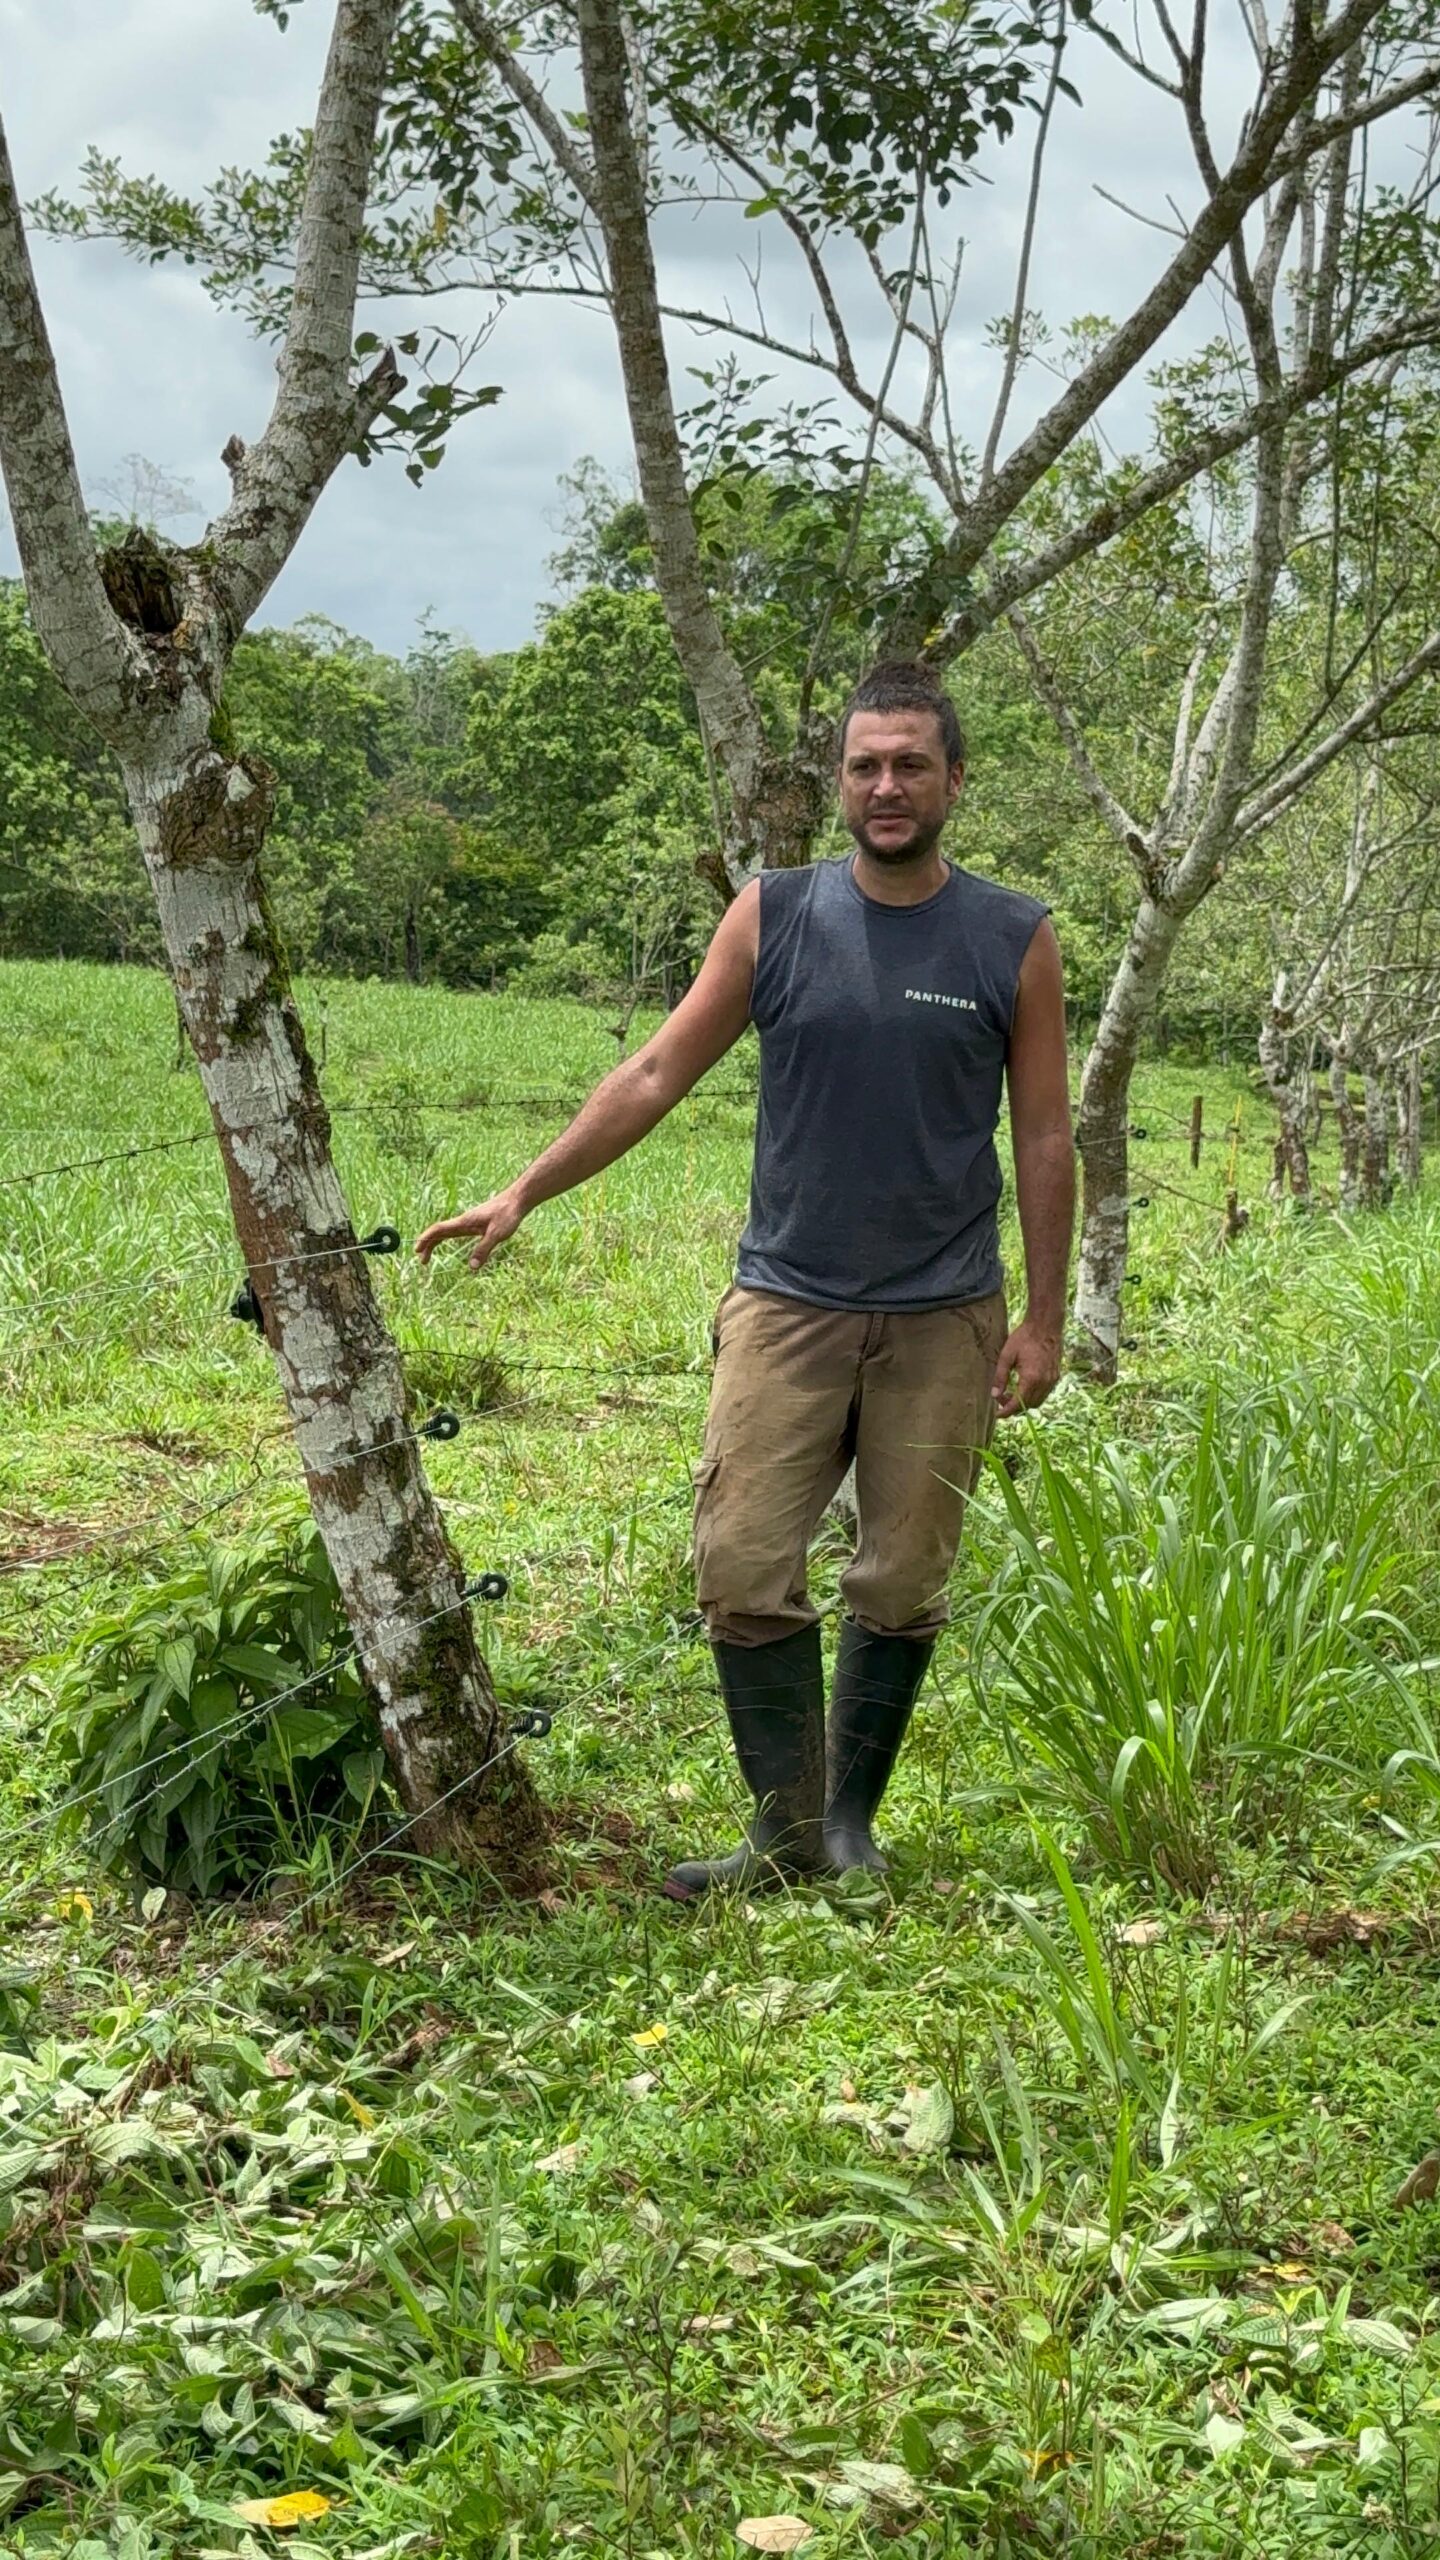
[824,1620,935,1874]
[663,1625,826,1901]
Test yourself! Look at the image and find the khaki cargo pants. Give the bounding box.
[693,1284,1007,1648]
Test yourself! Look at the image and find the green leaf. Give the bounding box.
[125,2247,166,2311]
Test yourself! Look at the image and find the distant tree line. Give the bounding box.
[0,464,1289,1056]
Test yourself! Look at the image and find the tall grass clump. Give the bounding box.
[971,1376,1412,1890]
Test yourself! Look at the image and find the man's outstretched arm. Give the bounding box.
[416,881,760,1270]
[994,919,1075,1417]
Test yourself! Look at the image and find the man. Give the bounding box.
[417,661,1074,1898]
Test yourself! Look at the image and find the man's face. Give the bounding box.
[838,709,964,865]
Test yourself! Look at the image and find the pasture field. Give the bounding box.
[7,959,1440,2558]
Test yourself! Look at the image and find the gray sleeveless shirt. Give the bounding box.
[736,856,1049,1311]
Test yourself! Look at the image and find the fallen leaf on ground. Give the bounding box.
[1118,1917,1165,1946]
[686,2312,737,2334]
[622,2071,658,2100]
[58,1890,93,1924]
[837,2458,923,2510]
[231,2491,332,2528]
[736,2519,812,2552]
[839,2076,858,2103]
[1315,2220,1356,2253]
[1267,2260,1311,2283]
[264,2048,296,2079]
[339,2091,377,2129]
[534,2141,583,2175]
[891,2082,955,2154]
[631,2023,669,2049]
[1393,2150,1440,2210]
[537,1887,566,1918]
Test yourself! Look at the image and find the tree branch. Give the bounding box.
[979,1,1068,493]
[907,0,1395,628]
[925,295,1440,662]
[1007,605,1151,866]
[0,107,139,730]
[575,0,763,807]
[207,0,405,639]
[1235,629,1440,841]
[451,0,599,205]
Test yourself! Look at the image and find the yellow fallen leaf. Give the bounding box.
[1269,2259,1311,2282]
[58,1890,93,1923]
[736,2520,812,2553]
[231,2490,332,2528]
[339,2091,376,2129]
[631,2023,669,2049]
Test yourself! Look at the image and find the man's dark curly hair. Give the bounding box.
[836,660,966,770]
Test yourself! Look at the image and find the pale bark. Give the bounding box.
[1073,898,1185,1377]
[0,121,139,729]
[1332,1050,1363,1208]
[126,737,529,1860]
[1361,1069,1390,1208]
[1398,1054,1424,1189]
[575,0,828,888]
[0,2,541,1866]
[1259,977,1314,1206]
[206,0,407,639]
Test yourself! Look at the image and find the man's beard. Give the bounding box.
[849,810,947,866]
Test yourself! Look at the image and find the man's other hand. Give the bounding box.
[415,1188,524,1272]
[991,1317,1062,1418]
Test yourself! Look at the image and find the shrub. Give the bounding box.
[51,1513,387,1898]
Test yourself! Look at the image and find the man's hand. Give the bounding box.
[416,1187,525,1272]
[992,1316,1063,1419]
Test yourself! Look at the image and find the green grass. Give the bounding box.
[7,959,1440,2557]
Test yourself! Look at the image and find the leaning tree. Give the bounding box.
[0,0,541,1864]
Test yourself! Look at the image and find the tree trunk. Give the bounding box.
[1332,1053,1363,1208]
[1361,1070,1390,1208]
[404,901,422,985]
[1258,990,1313,1206]
[124,731,543,1870]
[1073,895,1183,1383]
[1398,1053,1424,1189]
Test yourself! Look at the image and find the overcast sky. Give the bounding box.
[0,0,1268,661]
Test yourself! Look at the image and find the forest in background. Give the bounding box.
[0,460,1281,1059]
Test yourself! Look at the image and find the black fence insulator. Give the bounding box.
[1129,1125,1149,1140]
[509,1706,553,1741]
[231,1278,265,1336]
[418,1408,461,1443]
[467,1571,509,1603]
[359,1225,402,1256]
[1132,1196,1151,1210]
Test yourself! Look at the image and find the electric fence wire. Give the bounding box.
[0,1080,758,1189]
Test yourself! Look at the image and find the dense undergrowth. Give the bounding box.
[6,962,1440,2558]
